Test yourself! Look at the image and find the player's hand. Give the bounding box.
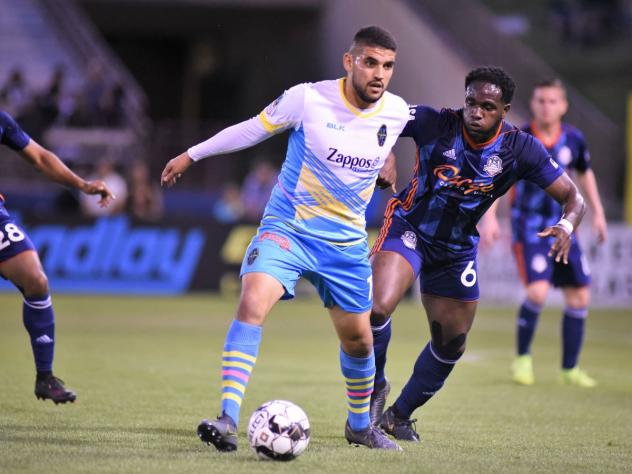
[82,180,115,207]
[161,152,194,187]
[478,215,501,250]
[538,225,572,264]
[592,212,607,244]
[376,151,397,192]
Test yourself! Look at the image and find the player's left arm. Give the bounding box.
[19,140,115,207]
[538,173,586,264]
[574,169,607,243]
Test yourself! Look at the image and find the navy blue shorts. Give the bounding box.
[512,237,591,288]
[372,214,479,301]
[0,202,36,263]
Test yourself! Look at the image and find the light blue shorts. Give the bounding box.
[240,221,372,313]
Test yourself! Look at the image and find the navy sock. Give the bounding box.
[371,318,391,386]
[394,341,460,419]
[23,295,55,373]
[516,299,542,355]
[562,307,587,369]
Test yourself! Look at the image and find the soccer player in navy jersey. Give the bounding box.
[481,78,606,388]
[0,110,114,403]
[366,66,586,441]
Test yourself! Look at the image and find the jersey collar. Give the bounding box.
[338,78,385,118]
[462,121,503,150]
[530,120,562,149]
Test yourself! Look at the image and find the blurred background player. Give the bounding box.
[480,78,607,388]
[161,26,407,452]
[0,110,114,403]
[368,67,587,441]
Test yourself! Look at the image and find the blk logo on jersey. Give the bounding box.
[377,124,387,147]
[483,155,503,177]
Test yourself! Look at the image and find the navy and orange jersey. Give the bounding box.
[511,122,590,244]
[379,105,563,253]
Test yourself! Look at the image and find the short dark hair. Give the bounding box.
[533,77,566,95]
[350,26,397,52]
[465,66,516,104]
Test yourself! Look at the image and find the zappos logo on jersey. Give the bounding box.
[326,147,379,173]
[1,217,205,294]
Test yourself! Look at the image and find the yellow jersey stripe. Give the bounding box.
[338,78,385,118]
[259,111,287,133]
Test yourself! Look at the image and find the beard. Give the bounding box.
[352,76,383,104]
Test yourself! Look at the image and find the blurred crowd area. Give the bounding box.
[0,61,127,143]
[549,0,632,47]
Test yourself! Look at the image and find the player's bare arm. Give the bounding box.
[575,169,607,243]
[161,151,194,187]
[538,172,586,264]
[20,140,115,207]
[376,151,397,192]
[478,199,501,248]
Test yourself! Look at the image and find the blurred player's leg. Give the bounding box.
[369,251,416,425]
[198,272,284,452]
[513,280,549,385]
[0,250,75,404]
[383,295,476,441]
[560,286,596,387]
[329,306,401,450]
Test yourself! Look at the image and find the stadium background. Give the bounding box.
[1,0,631,307]
[1,1,632,472]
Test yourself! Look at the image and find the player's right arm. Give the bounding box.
[161,85,306,187]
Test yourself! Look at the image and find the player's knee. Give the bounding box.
[565,287,590,309]
[235,295,267,325]
[430,331,467,361]
[526,285,547,306]
[341,333,372,358]
[370,295,397,326]
[22,270,49,297]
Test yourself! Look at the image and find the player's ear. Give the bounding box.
[502,103,511,118]
[342,52,353,74]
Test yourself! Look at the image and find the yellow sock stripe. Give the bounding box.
[222,350,257,364]
[348,405,370,414]
[345,374,375,383]
[222,380,246,393]
[221,391,243,405]
[347,396,371,405]
[222,360,254,372]
[346,382,373,390]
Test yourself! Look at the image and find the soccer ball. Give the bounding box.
[247,400,310,461]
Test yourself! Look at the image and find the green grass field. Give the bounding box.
[1,293,631,473]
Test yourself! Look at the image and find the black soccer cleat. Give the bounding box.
[379,406,420,442]
[369,378,391,426]
[344,421,402,451]
[34,375,76,404]
[197,412,238,452]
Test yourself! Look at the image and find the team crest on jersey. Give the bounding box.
[247,248,259,265]
[377,124,387,147]
[401,231,417,250]
[483,155,503,177]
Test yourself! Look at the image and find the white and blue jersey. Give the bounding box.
[241,80,410,312]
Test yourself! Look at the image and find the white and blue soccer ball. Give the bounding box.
[247,400,310,461]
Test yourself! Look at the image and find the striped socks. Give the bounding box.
[220,319,262,425]
[23,295,55,374]
[341,349,375,432]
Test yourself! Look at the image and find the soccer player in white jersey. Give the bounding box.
[161,26,410,451]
